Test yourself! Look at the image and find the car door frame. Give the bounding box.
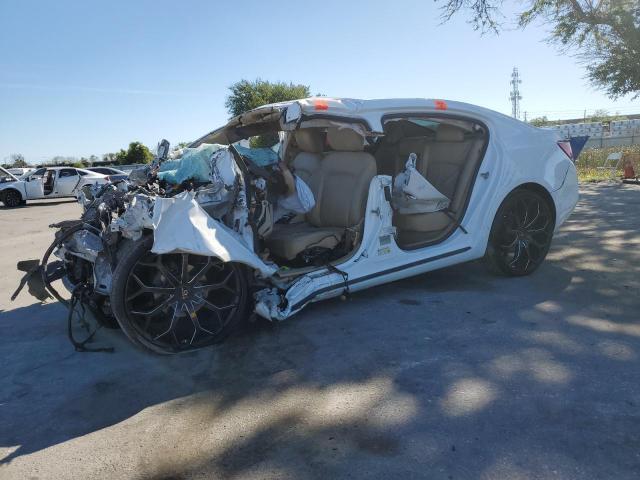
[55,168,83,197]
[24,168,47,199]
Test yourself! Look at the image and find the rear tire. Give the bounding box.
[484,189,555,276]
[2,190,22,208]
[110,235,250,354]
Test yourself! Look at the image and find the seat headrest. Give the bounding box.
[294,129,323,153]
[436,125,465,142]
[384,122,404,144]
[326,127,364,151]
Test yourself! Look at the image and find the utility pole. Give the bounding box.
[510,67,522,120]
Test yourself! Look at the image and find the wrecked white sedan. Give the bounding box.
[22,98,578,354]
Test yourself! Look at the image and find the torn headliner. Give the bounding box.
[189,105,287,147]
[188,100,378,149]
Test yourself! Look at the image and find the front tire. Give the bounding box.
[485,189,555,276]
[2,190,23,208]
[110,235,249,354]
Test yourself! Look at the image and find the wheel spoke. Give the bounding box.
[180,253,189,283]
[523,202,541,228]
[188,257,215,285]
[509,241,524,267]
[130,294,175,316]
[194,270,235,292]
[156,257,179,286]
[521,199,530,227]
[527,219,550,233]
[522,242,532,270]
[184,301,218,341]
[130,273,174,294]
[154,303,180,340]
[201,298,238,312]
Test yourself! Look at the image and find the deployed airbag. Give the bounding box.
[392,153,450,214]
[158,143,226,184]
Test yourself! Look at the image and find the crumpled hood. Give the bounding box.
[151,191,277,277]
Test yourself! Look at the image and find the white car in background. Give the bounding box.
[0,166,109,207]
[86,166,129,182]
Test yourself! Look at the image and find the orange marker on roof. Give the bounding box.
[314,99,329,111]
[434,99,448,110]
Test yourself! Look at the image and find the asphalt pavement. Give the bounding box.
[1,184,639,479]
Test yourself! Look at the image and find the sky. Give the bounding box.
[0,0,637,163]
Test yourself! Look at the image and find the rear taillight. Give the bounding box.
[105,175,111,182]
[557,141,574,161]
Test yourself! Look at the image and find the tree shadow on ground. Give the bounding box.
[1,184,640,479]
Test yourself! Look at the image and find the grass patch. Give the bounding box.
[575,144,640,183]
[577,166,618,183]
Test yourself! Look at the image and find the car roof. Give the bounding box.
[39,166,103,175]
[88,166,126,173]
[76,168,106,176]
[191,96,531,147]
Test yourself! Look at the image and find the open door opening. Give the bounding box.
[375,116,488,249]
[43,170,55,196]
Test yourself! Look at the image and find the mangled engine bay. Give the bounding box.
[20,136,301,353]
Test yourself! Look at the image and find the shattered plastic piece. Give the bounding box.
[392,153,450,214]
[151,191,276,277]
[68,230,103,262]
[158,143,226,184]
[129,165,150,186]
[110,194,154,240]
[93,254,112,294]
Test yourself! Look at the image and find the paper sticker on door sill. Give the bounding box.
[377,247,391,256]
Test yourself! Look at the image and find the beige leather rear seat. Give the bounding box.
[266,127,377,260]
[376,122,432,177]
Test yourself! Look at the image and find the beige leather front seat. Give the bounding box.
[291,129,323,189]
[266,127,377,260]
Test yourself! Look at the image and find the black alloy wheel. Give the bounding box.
[3,190,22,208]
[485,189,555,276]
[111,236,248,354]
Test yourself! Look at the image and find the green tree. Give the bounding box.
[529,116,550,127]
[102,152,117,164]
[10,153,27,168]
[440,0,640,98]
[225,79,311,117]
[115,142,153,165]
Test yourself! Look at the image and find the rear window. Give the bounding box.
[59,168,78,178]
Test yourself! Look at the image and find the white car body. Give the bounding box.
[0,166,110,205]
[35,97,578,354]
[179,98,579,320]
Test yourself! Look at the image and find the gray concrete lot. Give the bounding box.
[1,185,639,479]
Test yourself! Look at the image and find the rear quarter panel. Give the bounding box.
[455,113,578,257]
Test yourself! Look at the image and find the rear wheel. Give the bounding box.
[111,235,249,354]
[485,189,555,276]
[2,190,22,208]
